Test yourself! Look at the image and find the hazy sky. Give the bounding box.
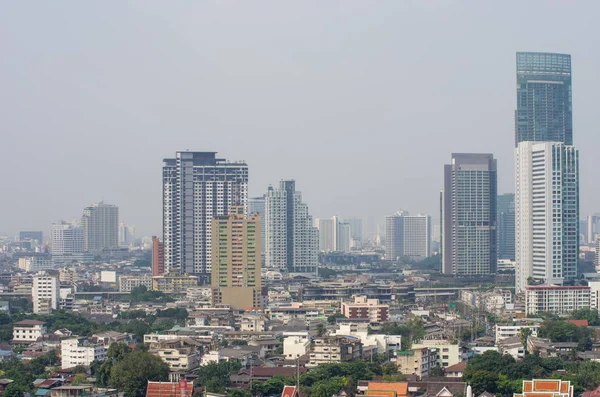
[2,1,600,238]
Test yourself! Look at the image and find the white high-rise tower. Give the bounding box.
[515,142,579,293]
[162,151,248,282]
[265,180,318,275]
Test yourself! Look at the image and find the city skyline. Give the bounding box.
[3,2,600,237]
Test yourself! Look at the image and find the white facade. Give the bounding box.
[515,142,579,293]
[17,257,54,273]
[32,273,59,314]
[12,321,46,343]
[413,340,460,368]
[316,218,335,252]
[118,275,153,292]
[495,324,540,343]
[50,222,84,255]
[525,286,590,315]
[283,332,311,359]
[118,223,135,246]
[163,152,248,278]
[337,223,351,253]
[81,202,119,252]
[265,180,318,274]
[61,338,106,369]
[385,211,431,261]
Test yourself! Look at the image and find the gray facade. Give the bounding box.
[385,211,431,261]
[20,231,43,243]
[442,153,497,276]
[162,152,248,280]
[516,52,572,146]
[497,193,515,261]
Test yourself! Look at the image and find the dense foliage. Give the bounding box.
[380,318,425,349]
[538,319,594,351]
[92,343,169,397]
[463,350,600,396]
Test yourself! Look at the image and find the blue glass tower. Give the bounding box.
[516,52,572,146]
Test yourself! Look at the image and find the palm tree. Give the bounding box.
[316,323,327,337]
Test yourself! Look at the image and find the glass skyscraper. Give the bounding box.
[441,153,497,276]
[516,52,572,146]
[497,193,515,261]
[514,52,579,293]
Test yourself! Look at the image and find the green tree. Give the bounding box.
[571,309,600,325]
[429,365,444,377]
[109,350,169,397]
[381,362,399,376]
[316,323,327,337]
[469,370,499,395]
[519,328,533,348]
[197,361,242,393]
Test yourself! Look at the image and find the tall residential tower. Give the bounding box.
[385,211,431,261]
[211,207,262,309]
[162,151,248,282]
[264,180,318,275]
[441,154,497,276]
[81,202,119,252]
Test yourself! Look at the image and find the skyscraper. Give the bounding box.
[497,194,516,260]
[337,223,351,253]
[514,52,579,294]
[441,154,497,276]
[211,207,262,309]
[51,221,84,255]
[586,215,600,245]
[345,217,363,243]
[265,180,318,274]
[81,202,119,252]
[316,218,335,252]
[162,151,248,281]
[249,196,266,256]
[516,52,572,146]
[515,142,579,293]
[385,211,431,261]
[118,223,136,246]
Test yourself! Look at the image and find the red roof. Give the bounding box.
[15,320,45,326]
[146,381,193,397]
[281,386,298,397]
[567,319,589,327]
[525,285,590,290]
[239,367,307,378]
[444,361,467,373]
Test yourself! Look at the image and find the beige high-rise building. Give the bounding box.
[81,202,119,252]
[211,207,262,309]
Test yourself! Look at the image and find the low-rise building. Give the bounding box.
[341,295,389,323]
[152,274,198,293]
[150,339,201,372]
[61,337,106,369]
[495,323,540,343]
[13,320,47,344]
[119,275,153,292]
[497,337,525,360]
[412,340,461,368]
[307,335,362,367]
[394,346,436,378]
[18,256,54,273]
[283,332,311,360]
[241,314,266,332]
[525,285,591,315]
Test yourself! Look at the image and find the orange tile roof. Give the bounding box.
[146,381,193,397]
[281,386,298,397]
[368,382,408,397]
